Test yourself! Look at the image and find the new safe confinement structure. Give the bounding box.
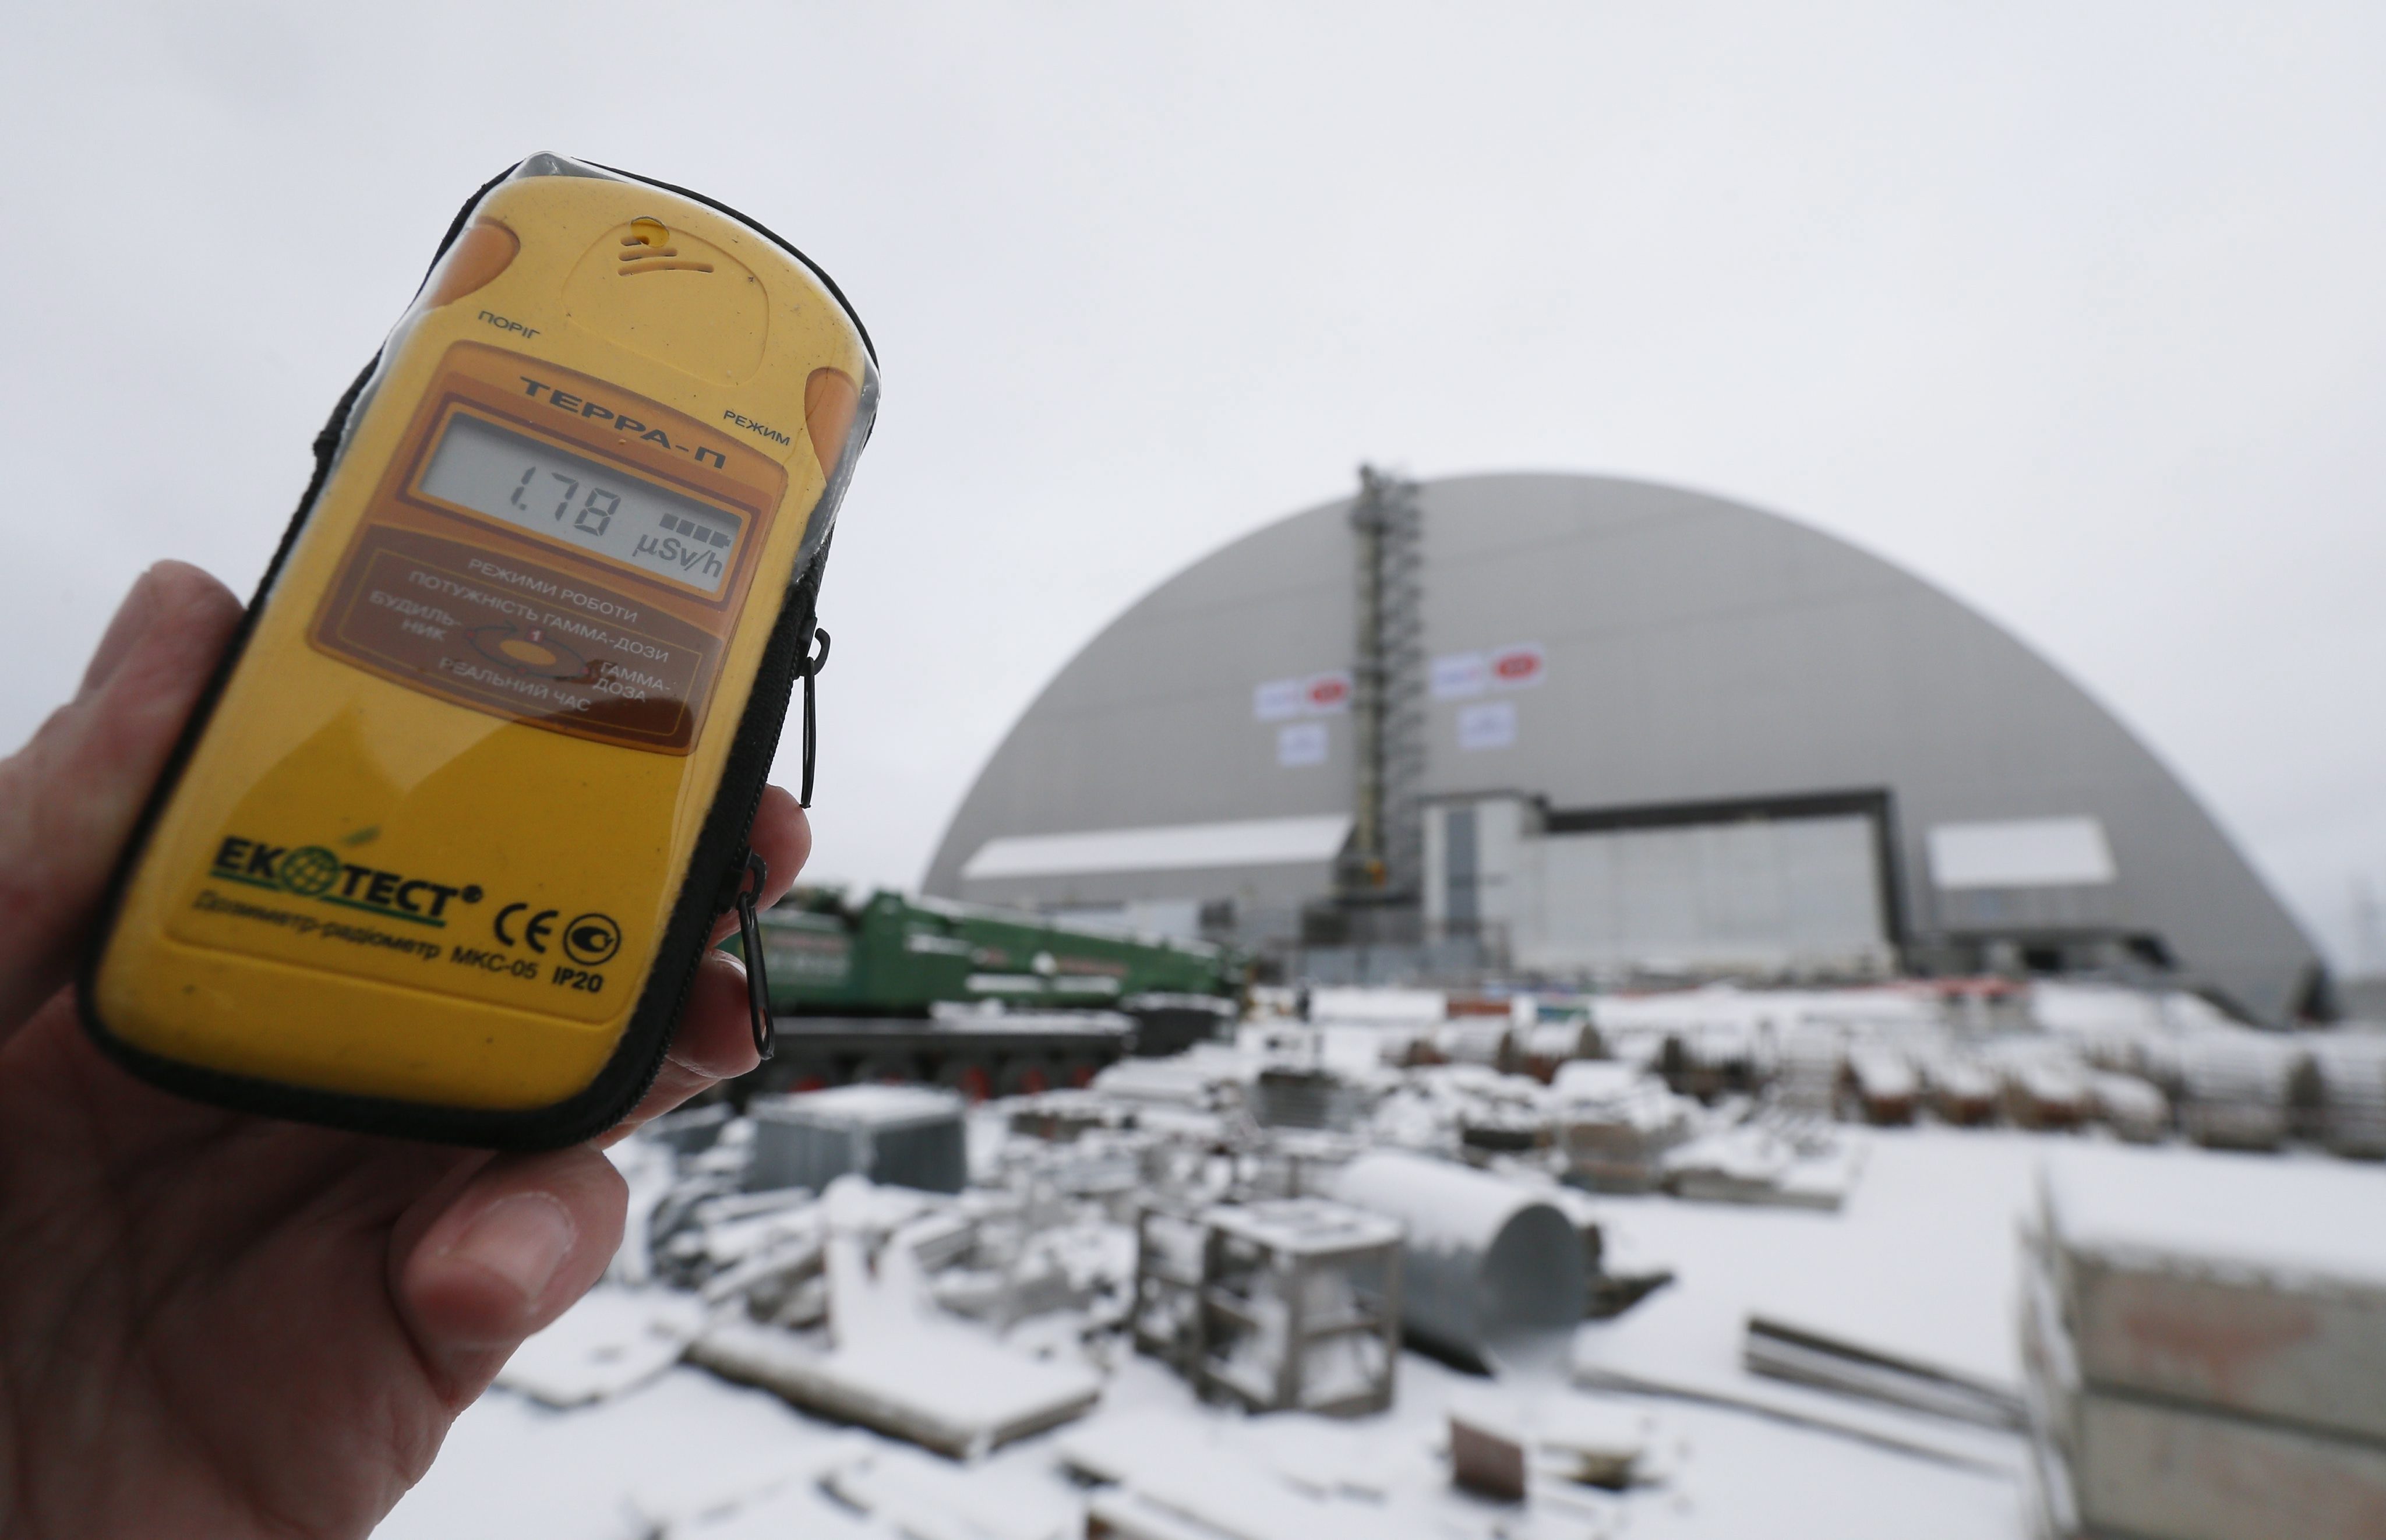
[926,474,2325,1025]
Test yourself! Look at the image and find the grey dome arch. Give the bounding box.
[923,473,2323,1023]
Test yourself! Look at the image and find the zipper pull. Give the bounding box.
[729,849,774,1061]
[799,627,831,808]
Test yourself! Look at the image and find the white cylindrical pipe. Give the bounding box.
[1333,1150,1584,1375]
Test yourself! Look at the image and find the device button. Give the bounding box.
[804,368,860,478]
[422,221,520,309]
[467,622,584,680]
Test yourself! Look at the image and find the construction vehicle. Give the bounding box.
[728,888,1243,1099]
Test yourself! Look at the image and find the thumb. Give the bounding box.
[392,1146,627,1406]
[0,561,243,1036]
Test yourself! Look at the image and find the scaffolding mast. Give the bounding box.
[1342,465,1426,904]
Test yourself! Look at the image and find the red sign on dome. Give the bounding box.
[1304,671,1352,711]
[1488,644,1545,689]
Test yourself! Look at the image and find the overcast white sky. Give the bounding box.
[5,1,2383,973]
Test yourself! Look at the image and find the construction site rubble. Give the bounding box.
[380,979,2386,1540]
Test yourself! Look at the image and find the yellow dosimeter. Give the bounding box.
[82,154,876,1148]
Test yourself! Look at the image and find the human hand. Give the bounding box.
[0,561,809,1539]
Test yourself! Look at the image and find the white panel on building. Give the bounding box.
[1928,817,2116,889]
[1521,814,1890,974]
[962,814,1354,881]
[1427,797,1892,977]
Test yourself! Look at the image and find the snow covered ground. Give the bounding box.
[372,1122,2383,1539]
[384,1332,2025,1540]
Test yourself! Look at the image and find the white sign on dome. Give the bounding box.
[1277,721,1329,767]
[1253,679,1304,721]
[1457,700,1517,751]
[1432,652,1488,698]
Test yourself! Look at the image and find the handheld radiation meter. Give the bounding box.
[80,154,876,1149]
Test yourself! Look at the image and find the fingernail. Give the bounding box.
[452,1192,576,1302]
[77,567,163,701]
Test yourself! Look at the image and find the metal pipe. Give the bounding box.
[1332,1150,1584,1375]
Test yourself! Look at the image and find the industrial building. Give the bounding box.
[923,473,2327,1025]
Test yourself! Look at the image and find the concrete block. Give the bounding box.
[2041,1147,2386,1443]
[2024,1250,2386,1540]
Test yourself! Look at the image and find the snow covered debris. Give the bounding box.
[1575,1128,2036,1477]
[1985,1039,2095,1131]
[747,1085,968,1193]
[690,1314,1102,1458]
[683,1180,1108,1454]
[2309,1028,2386,1157]
[666,1478,885,1539]
[1548,1060,1696,1192]
[1136,1198,1403,1416]
[1446,1385,1648,1495]
[1251,1064,1373,1132]
[2085,1071,2168,1143]
[1740,1315,2024,1430]
[495,1287,705,1408]
[1844,1046,1918,1124]
[823,1442,1081,1539]
[379,1368,877,1540]
[1090,1047,1244,1110]
[1660,1117,1862,1211]
[1058,1407,1411,1540]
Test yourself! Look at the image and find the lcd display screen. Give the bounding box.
[418,413,744,595]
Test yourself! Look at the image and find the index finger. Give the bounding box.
[605,786,809,1143]
[706,784,810,945]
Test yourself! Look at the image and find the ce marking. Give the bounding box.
[494,902,559,954]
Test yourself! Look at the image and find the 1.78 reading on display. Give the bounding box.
[417,414,744,595]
